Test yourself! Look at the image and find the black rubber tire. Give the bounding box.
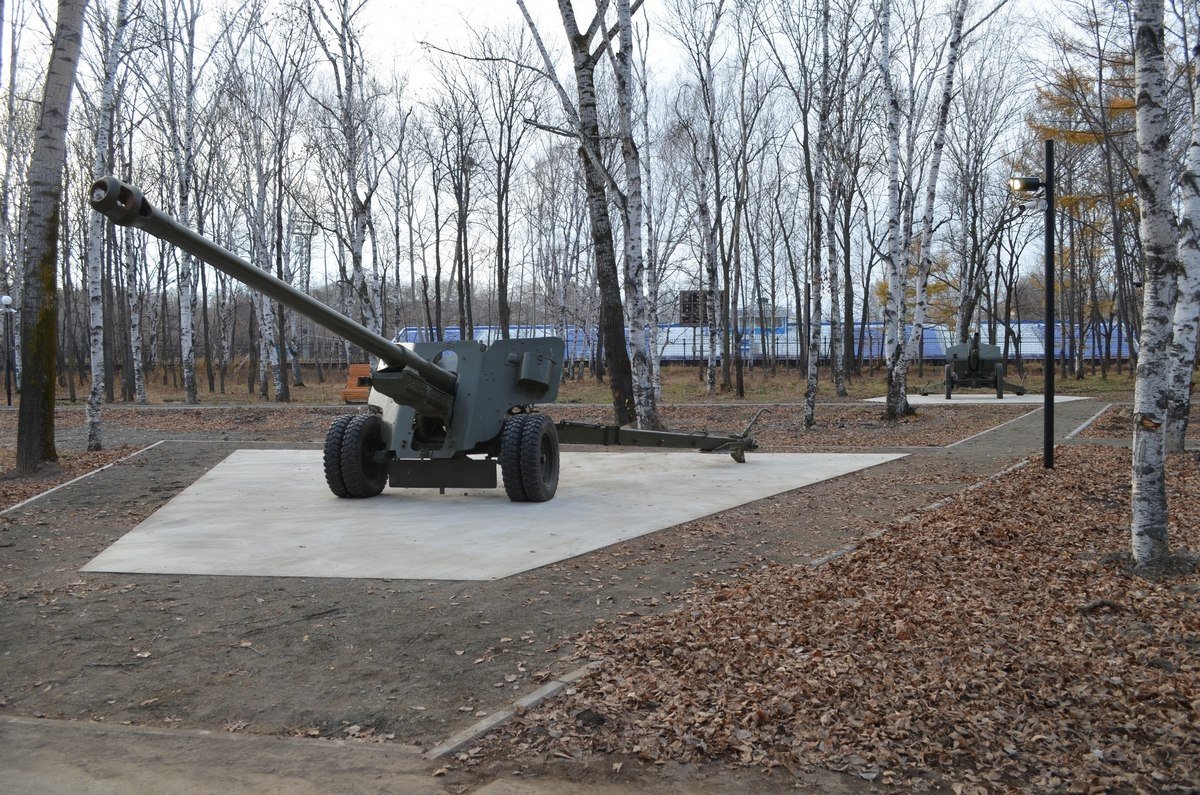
[340,413,389,498]
[323,415,355,498]
[519,414,559,503]
[995,364,1005,399]
[944,363,954,400]
[500,414,530,502]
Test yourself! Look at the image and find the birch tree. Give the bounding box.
[225,18,288,400]
[470,26,541,339]
[879,0,910,419]
[637,34,690,400]
[1166,29,1200,452]
[1129,0,1176,567]
[84,0,132,450]
[305,0,387,343]
[804,0,831,428]
[152,0,209,404]
[426,69,482,340]
[669,0,725,396]
[608,0,660,427]
[516,0,637,425]
[16,0,86,474]
[903,0,967,380]
[0,0,34,382]
[124,225,148,403]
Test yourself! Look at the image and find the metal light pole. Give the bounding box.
[1042,140,1055,469]
[1,294,13,407]
[1008,138,1056,468]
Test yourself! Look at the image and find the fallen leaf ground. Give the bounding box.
[475,444,1199,791]
[1080,402,1200,439]
[0,448,139,512]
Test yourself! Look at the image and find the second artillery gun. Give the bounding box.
[90,177,758,502]
[919,331,1025,399]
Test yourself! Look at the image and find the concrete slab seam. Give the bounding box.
[1065,403,1113,440]
[424,662,603,760]
[944,408,1040,448]
[0,440,166,517]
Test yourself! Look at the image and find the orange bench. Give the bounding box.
[340,363,373,403]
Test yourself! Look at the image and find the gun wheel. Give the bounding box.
[323,415,355,498]
[340,413,389,498]
[520,414,559,503]
[500,414,530,502]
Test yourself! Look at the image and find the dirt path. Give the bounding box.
[0,399,1108,793]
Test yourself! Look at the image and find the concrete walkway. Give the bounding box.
[82,452,904,581]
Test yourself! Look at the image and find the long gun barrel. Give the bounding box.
[89,176,458,396]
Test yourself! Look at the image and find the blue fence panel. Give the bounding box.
[393,320,1135,363]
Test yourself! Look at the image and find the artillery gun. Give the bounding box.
[919,331,1025,399]
[89,177,758,502]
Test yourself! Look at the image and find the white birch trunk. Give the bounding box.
[1131,0,1177,567]
[904,0,967,376]
[249,176,283,399]
[701,196,720,396]
[612,0,657,428]
[557,243,569,363]
[85,227,105,449]
[1,4,22,391]
[145,256,160,371]
[639,51,663,403]
[805,0,831,428]
[124,227,147,404]
[283,219,299,384]
[84,0,131,450]
[647,262,663,402]
[286,231,305,387]
[218,277,234,396]
[307,0,382,348]
[257,292,282,397]
[880,0,908,418]
[164,0,201,404]
[827,183,844,397]
[1166,57,1200,452]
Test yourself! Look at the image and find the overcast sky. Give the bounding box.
[370,0,693,94]
[370,0,1052,98]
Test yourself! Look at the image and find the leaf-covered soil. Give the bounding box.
[471,445,1199,791]
[0,448,140,514]
[1078,401,1200,440]
[1,404,350,440]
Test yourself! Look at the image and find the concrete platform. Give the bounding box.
[83,450,904,581]
[866,393,1087,405]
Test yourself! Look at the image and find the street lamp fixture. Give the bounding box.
[1008,176,1044,193]
[1,294,13,407]
[1008,140,1056,468]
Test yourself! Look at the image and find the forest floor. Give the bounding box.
[0,389,1196,792]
